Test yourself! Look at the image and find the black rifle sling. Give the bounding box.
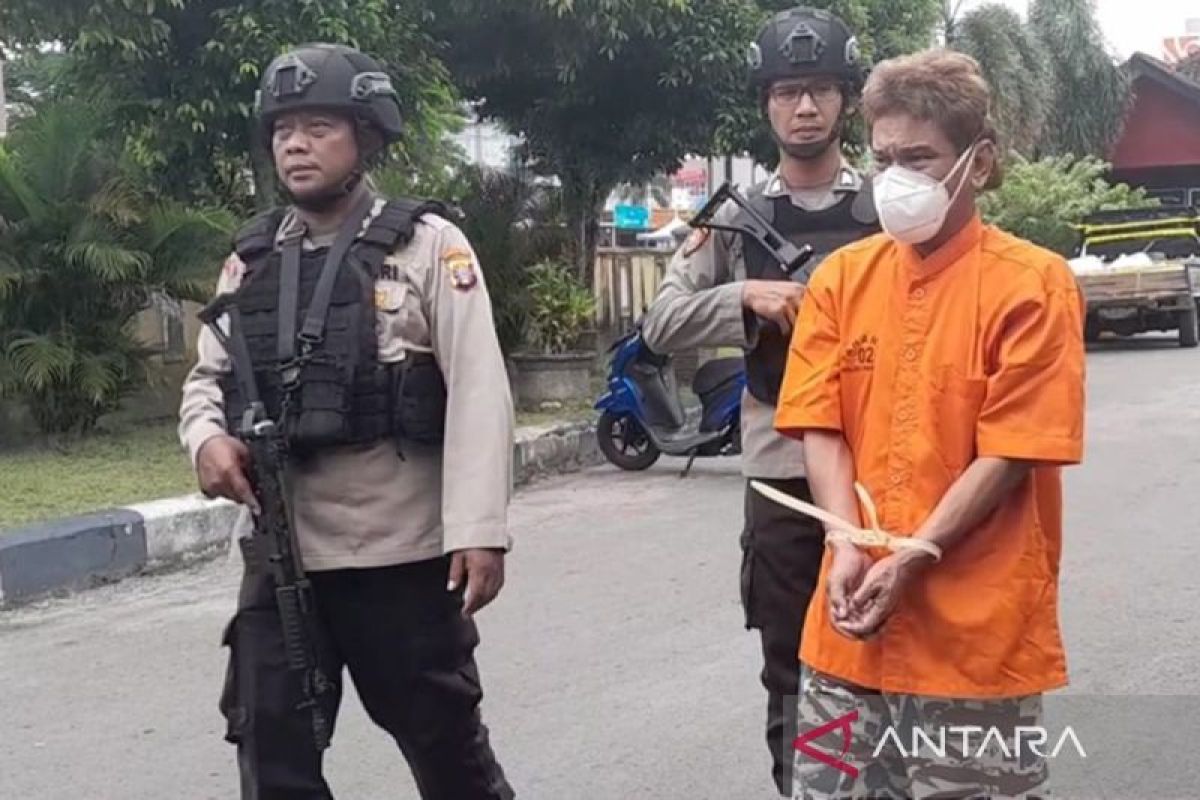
[276,233,303,364]
[298,194,377,348]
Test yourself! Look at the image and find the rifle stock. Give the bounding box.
[690,181,815,277]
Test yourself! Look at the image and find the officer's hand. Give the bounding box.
[196,434,259,513]
[742,279,806,333]
[448,548,506,617]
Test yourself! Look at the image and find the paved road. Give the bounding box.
[3,336,1200,799]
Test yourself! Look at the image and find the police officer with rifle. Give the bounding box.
[180,43,514,799]
[641,8,879,796]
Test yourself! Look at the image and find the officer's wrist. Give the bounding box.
[739,285,761,346]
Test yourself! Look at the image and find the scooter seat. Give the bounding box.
[692,357,744,397]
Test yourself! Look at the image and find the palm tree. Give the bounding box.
[947,3,1051,156]
[1029,0,1131,158]
[0,101,233,435]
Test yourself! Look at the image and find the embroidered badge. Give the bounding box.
[374,280,405,313]
[442,247,478,291]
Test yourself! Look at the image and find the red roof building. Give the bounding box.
[1110,54,1200,207]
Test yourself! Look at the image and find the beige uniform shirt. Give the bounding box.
[179,198,514,570]
[641,164,864,479]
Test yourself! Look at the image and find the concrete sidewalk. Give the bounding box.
[0,420,600,606]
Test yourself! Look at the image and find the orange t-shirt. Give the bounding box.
[775,215,1085,699]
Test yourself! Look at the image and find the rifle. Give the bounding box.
[690,181,815,277]
[198,294,333,751]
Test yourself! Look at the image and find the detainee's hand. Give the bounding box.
[742,279,806,333]
[826,542,873,638]
[448,548,506,617]
[196,434,259,513]
[839,550,931,639]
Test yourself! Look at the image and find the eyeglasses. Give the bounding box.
[768,80,842,107]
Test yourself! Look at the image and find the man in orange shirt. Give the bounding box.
[774,50,1085,799]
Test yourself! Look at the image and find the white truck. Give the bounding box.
[1068,207,1200,348]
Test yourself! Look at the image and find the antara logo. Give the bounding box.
[793,710,861,778]
[794,712,1087,781]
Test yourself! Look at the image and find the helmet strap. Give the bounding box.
[774,122,842,160]
[281,117,378,213]
[353,117,387,166]
[286,167,364,213]
[769,97,849,161]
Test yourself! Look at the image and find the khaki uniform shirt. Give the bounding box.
[179,196,514,570]
[641,164,864,479]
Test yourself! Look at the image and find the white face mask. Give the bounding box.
[872,143,978,245]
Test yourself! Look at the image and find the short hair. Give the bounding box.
[862,49,995,153]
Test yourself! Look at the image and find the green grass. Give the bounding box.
[0,406,600,531]
[0,421,197,530]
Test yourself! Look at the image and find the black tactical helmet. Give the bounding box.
[748,6,863,91]
[256,43,403,148]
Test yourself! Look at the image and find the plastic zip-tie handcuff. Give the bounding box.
[750,480,943,563]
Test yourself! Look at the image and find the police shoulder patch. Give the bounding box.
[441,247,478,291]
[220,254,245,287]
[682,227,711,258]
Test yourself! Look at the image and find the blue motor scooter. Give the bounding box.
[593,181,815,475]
[594,330,745,475]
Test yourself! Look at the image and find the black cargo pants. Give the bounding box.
[219,554,514,800]
[740,477,825,798]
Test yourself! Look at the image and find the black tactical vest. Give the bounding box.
[219,198,444,455]
[741,183,880,404]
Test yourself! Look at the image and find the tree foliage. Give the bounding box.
[380,161,573,354]
[372,136,470,204]
[0,0,461,210]
[1028,0,1130,158]
[979,155,1154,256]
[443,167,571,355]
[428,0,762,282]
[523,260,595,354]
[945,0,1129,159]
[947,3,1049,155]
[0,102,233,434]
[1,47,71,113]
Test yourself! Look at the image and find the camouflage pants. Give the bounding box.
[792,667,1051,800]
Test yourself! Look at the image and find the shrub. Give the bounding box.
[523,261,594,354]
[0,102,233,435]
